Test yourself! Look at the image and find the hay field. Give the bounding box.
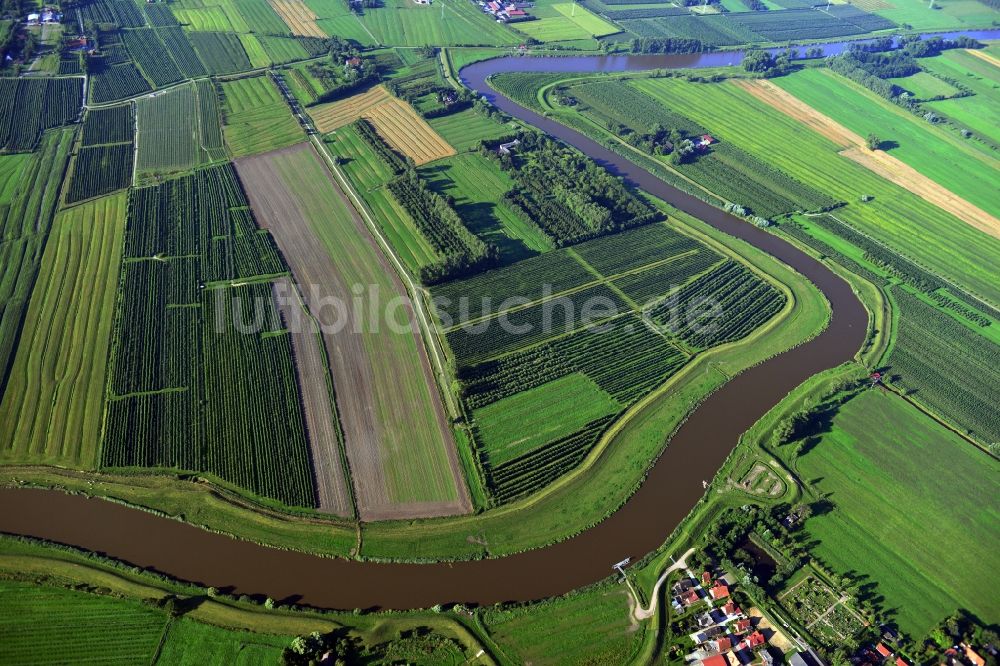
[268,0,327,37]
[309,85,391,133]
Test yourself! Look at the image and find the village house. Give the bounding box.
[701,654,730,666]
[875,643,893,659]
[961,644,986,666]
[710,582,730,600]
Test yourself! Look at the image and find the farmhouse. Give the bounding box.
[961,644,986,666]
[698,134,716,149]
[498,138,520,155]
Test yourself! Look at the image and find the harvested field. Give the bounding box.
[737,78,1000,239]
[272,278,354,517]
[966,47,1000,70]
[236,143,471,521]
[365,97,456,165]
[268,0,327,37]
[310,85,391,133]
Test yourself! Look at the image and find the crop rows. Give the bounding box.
[143,2,177,26]
[58,54,83,75]
[613,248,724,304]
[573,223,708,275]
[889,290,1000,444]
[485,415,616,503]
[103,167,317,506]
[156,27,207,78]
[189,32,252,75]
[195,79,226,161]
[89,60,151,104]
[0,78,81,152]
[121,28,183,87]
[461,313,687,408]
[729,7,895,41]
[651,260,785,348]
[446,283,630,366]
[65,144,133,203]
[431,250,595,322]
[82,104,133,146]
[78,0,146,28]
[619,15,763,46]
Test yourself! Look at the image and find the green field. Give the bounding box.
[482,585,645,665]
[220,75,304,157]
[355,0,521,46]
[419,152,553,260]
[0,194,126,467]
[514,2,621,42]
[0,580,168,665]
[796,390,1000,639]
[238,33,271,68]
[427,107,517,152]
[772,67,999,220]
[155,617,289,664]
[888,71,961,100]
[474,372,621,464]
[922,48,1000,146]
[870,0,997,31]
[0,153,29,205]
[629,76,1000,307]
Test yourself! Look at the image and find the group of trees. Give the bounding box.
[307,38,379,105]
[630,37,707,54]
[484,131,660,247]
[742,49,795,77]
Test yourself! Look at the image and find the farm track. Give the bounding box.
[272,278,354,518]
[735,78,1000,239]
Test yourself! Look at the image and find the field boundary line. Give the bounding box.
[310,134,459,420]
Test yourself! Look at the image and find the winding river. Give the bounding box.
[11,33,977,607]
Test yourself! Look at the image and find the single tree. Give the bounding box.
[866,133,881,150]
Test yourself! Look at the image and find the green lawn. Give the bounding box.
[420,152,553,260]
[772,68,999,220]
[474,372,620,465]
[482,584,645,665]
[156,617,289,664]
[0,194,126,467]
[888,71,961,100]
[797,390,1000,639]
[871,0,998,31]
[631,76,1000,307]
[921,48,1000,146]
[427,107,518,152]
[220,76,304,157]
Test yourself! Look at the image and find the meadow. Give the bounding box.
[236,144,470,520]
[220,75,304,157]
[427,107,517,152]
[921,48,1000,146]
[514,2,621,42]
[481,584,646,665]
[0,194,126,468]
[355,0,521,47]
[887,71,960,100]
[630,76,1000,306]
[796,390,1000,639]
[772,67,999,221]
[419,153,553,261]
[867,0,997,31]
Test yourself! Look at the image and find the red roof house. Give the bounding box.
[875,643,892,658]
[710,583,730,600]
[682,590,701,606]
[722,601,737,615]
[962,645,986,666]
[702,571,713,585]
[734,619,752,633]
[701,654,729,666]
[895,658,909,666]
[747,631,766,649]
[715,637,733,652]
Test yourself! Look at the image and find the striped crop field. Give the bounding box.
[0,194,127,467]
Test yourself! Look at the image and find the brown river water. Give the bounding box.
[0,51,873,610]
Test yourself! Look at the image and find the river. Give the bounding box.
[13,31,972,606]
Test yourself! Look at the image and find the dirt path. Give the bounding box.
[628,547,695,621]
[272,278,354,517]
[736,79,1000,240]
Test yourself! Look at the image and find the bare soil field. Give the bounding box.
[272,278,354,517]
[365,97,456,165]
[738,79,1000,239]
[236,143,471,521]
[310,85,391,134]
[268,0,326,37]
